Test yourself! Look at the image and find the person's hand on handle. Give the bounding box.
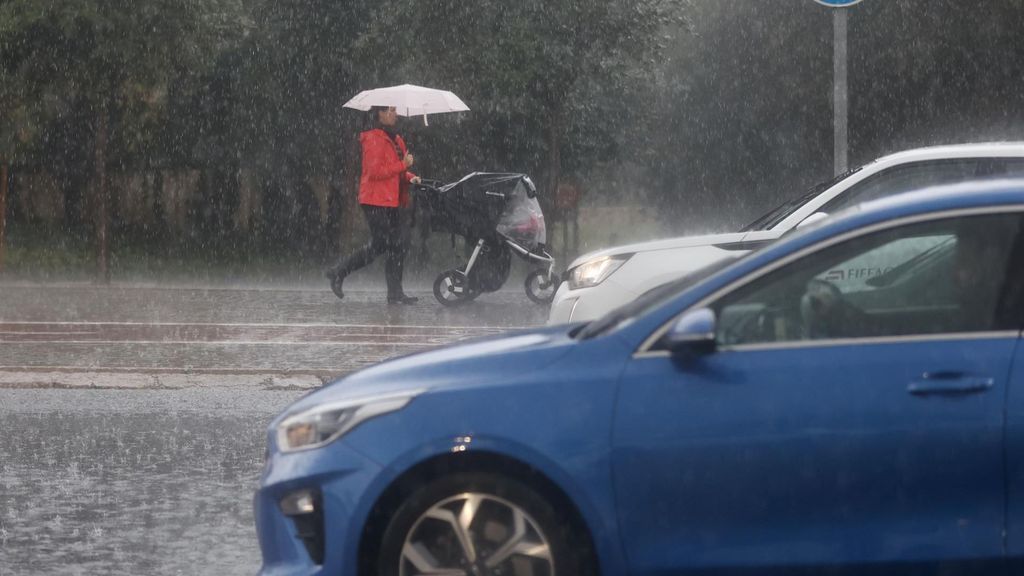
[403,153,415,168]
[411,176,422,185]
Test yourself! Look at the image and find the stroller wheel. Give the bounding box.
[525,270,561,305]
[433,270,475,307]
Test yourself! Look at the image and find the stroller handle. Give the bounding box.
[413,178,444,192]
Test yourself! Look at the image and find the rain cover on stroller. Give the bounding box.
[426,172,548,251]
[495,177,547,251]
[421,173,559,306]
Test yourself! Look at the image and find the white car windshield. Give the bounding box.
[577,255,742,339]
[741,167,861,232]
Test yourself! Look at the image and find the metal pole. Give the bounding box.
[833,8,849,175]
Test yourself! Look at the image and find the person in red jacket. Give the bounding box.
[326,106,421,304]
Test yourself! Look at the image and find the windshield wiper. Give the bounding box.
[576,308,632,340]
[741,167,861,232]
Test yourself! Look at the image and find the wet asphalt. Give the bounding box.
[0,283,548,575]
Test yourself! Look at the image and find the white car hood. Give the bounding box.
[568,230,776,269]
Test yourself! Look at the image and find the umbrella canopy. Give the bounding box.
[342,84,470,118]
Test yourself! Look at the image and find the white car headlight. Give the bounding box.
[276,390,424,453]
[567,255,630,290]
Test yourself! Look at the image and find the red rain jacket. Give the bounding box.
[358,128,418,208]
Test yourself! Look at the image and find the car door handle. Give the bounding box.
[907,372,994,396]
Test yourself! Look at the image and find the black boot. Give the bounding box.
[386,294,418,305]
[325,269,345,300]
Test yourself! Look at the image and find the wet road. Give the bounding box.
[0,285,544,381]
[0,284,547,575]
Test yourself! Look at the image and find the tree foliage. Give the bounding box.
[0,0,246,275]
[0,0,240,162]
[360,0,689,185]
[5,0,1024,273]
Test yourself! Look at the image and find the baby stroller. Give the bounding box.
[414,172,560,306]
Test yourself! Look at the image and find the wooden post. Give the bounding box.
[0,158,8,271]
[94,106,110,283]
[339,132,364,256]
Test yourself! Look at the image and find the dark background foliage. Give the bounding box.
[2,0,1023,276]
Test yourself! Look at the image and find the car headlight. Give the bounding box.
[567,255,630,290]
[276,390,424,453]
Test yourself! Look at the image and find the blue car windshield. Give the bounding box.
[577,255,742,339]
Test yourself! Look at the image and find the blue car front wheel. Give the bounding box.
[376,472,580,576]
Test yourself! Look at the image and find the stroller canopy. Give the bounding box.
[440,172,537,197]
[427,173,547,250]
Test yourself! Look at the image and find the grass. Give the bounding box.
[2,206,673,285]
[1,222,326,283]
[1,222,489,286]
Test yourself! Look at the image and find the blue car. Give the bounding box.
[256,180,1024,576]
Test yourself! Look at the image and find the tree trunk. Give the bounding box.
[62,169,87,236]
[324,172,343,258]
[94,105,110,283]
[0,158,8,272]
[339,133,364,256]
[152,169,168,247]
[547,108,562,200]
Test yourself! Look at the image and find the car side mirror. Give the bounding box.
[664,308,717,356]
[796,211,829,230]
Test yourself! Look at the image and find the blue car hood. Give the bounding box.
[277,323,580,419]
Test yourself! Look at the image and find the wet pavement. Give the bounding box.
[0,285,544,380]
[0,390,297,576]
[0,283,548,575]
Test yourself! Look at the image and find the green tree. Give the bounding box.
[849,0,1024,156]
[189,0,379,258]
[0,0,246,280]
[639,1,832,230]
[643,0,1024,233]
[359,0,689,206]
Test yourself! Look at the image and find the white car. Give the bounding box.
[549,142,1024,324]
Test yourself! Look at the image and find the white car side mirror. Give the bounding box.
[796,212,829,230]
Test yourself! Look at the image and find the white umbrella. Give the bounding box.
[342,84,470,125]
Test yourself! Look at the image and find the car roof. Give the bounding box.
[755,178,1024,274]
[766,142,1024,232]
[815,177,1024,231]
[568,144,1024,271]
[869,142,1024,166]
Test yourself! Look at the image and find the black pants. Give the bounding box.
[331,205,406,297]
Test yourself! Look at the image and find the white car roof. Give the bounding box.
[870,142,1024,163]
[770,142,1024,231]
[568,142,1024,270]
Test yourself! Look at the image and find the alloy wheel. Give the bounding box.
[399,492,554,576]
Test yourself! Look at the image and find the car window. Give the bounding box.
[999,159,1024,178]
[821,160,988,215]
[713,213,1022,346]
[820,234,953,293]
